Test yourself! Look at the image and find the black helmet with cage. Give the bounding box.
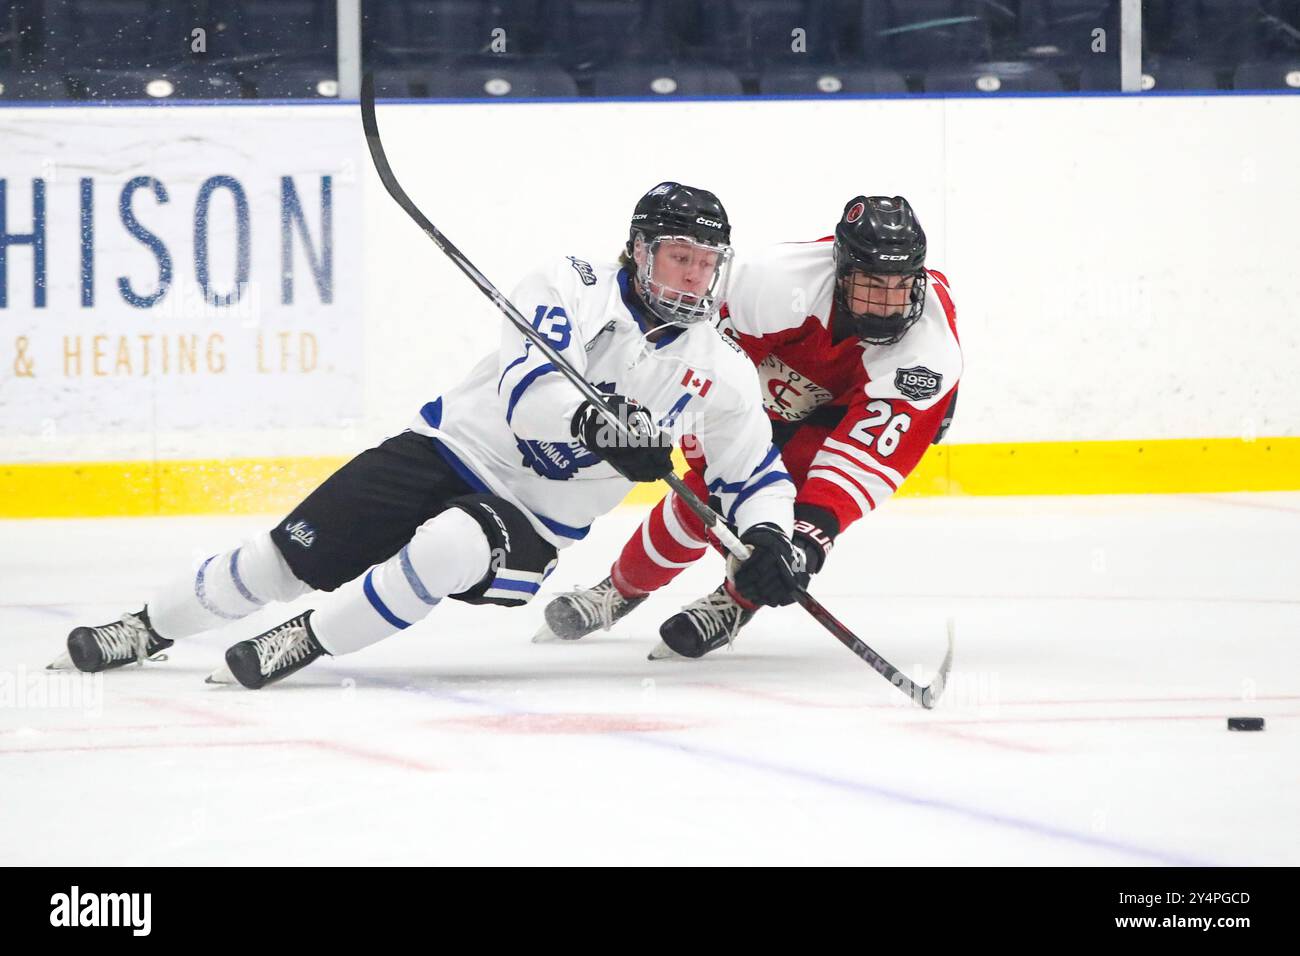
[626,181,734,325]
[833,195,928,345]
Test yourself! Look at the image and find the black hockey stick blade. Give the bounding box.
[797,593,955,709]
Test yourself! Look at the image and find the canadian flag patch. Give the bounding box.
[680,368,713,397]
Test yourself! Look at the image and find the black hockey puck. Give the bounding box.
[1227,717,1265,731]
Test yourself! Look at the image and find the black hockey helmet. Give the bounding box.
[626,181,732,255]
[626,182,734,325]
[833,195,928,345]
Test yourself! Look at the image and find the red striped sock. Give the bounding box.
[610,492,710,597]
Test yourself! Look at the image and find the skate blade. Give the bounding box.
[647,640,689,662]
[46,651,74,671]
[532,622,589,643]
[531,623,562,644]
[204,662,238,686]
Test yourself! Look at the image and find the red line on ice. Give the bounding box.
[0,722,218,735]
[0,738,440,772]
[129,695,252,727]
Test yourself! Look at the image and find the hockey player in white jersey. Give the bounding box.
[53,182,800,689]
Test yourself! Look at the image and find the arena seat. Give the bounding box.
[587,61,742,95]
[415,58,578,97]
[1078,57,1219,91]
[757,64,907,94]
[0,70,71,100]
[73,68,243,100]
[923,61,1064,93]
[1232,59,1300,90]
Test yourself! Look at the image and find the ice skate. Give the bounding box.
[533,576,646,642]
[650,584,755,660]
[51,609,173,673]
[209,611,326,689]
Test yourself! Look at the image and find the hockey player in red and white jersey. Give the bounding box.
[538,195,961,659]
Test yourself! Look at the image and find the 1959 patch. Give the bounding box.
[895,365,943,402]
[567,256,597,286]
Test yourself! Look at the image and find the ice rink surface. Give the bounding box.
[2,492,1297,866]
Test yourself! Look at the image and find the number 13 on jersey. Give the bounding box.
[531,305,572,350]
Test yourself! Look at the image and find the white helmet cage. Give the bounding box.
[632,233,734,325]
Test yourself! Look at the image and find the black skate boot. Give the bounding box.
[533,576,647,642]
[57,608,174,672]
[212,611,327,690]
[651,584,756,660]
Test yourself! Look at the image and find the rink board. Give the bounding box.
[3,95,1299,517]
[3,435,1299,517]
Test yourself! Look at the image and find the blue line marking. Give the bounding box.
[311,668,1220,867]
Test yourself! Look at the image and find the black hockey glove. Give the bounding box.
[791,503,840,583]
[571,394,674,483]
[729,523,802,608]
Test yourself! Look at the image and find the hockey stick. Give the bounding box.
[360,75,953,708]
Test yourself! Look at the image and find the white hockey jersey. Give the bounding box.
[409,256,794,549]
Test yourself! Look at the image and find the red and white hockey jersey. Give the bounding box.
[715,238,962,536]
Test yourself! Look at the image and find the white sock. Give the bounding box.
[311,507,491,656]
[147,532,310,639]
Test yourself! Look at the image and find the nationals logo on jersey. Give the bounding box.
[567,256,597,286]
[516,437,600,480]
[757,353,833,422]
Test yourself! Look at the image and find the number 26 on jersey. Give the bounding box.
[849,400,910,456]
